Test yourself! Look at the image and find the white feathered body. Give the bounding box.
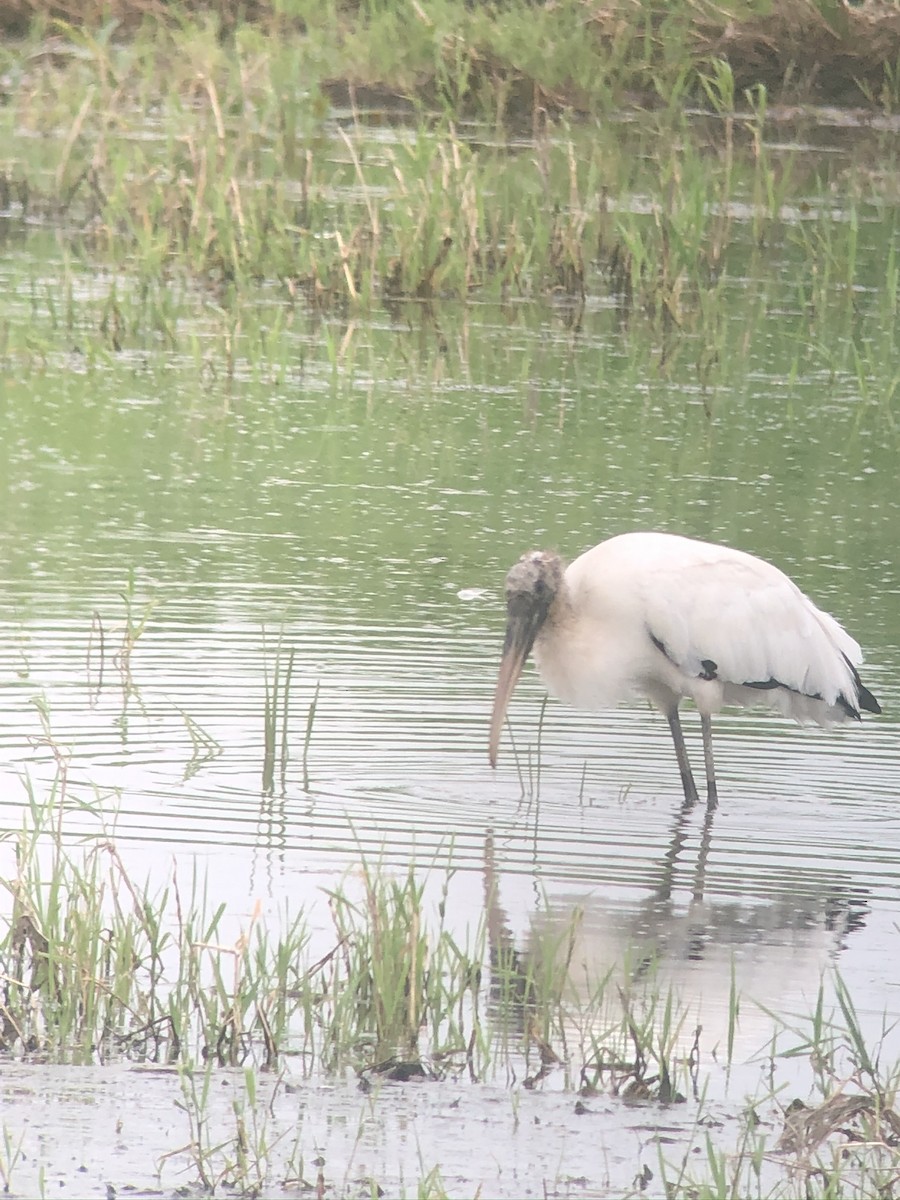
[533,532,865,726]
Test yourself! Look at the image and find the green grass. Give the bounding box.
[3,740,900,1197]
[0,751,694,1083]
[1,5,898,366]
[660,976,900,1199]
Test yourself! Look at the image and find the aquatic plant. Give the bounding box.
[1,3,898,357]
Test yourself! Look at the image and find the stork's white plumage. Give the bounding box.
[488,532,881,806]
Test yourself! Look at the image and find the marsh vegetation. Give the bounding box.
[4,772,900,1198]
[0,1,899,1196]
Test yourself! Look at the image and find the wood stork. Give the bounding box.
[488,532,881,806]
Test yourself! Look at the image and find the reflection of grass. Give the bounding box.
[180,709,223,780]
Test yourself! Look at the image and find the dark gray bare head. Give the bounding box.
[489,550,566,767]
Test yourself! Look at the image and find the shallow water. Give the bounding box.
[0,1057,746,1199]
[0,111,899,1195]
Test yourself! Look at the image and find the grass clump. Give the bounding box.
[0,771,488,1074]
[660,976,900,1200]
[0,775,315,1067]
[323,863,482,1077]
[0,763,694,1091]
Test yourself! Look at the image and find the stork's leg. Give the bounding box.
[700,714,718,810]
[666,708,699,806]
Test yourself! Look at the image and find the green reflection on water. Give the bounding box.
[0,216,897,672]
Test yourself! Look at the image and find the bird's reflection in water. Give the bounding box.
[481,803,870,1062]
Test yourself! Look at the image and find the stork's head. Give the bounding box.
[488,550,565,767]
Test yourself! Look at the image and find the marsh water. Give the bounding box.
[1,110,899,1197]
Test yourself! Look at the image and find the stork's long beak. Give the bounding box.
[488,605,541,768]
